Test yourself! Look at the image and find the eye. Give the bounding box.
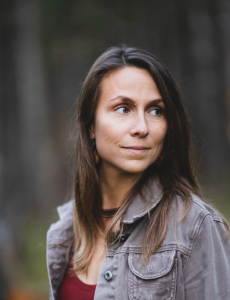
[116,106,129,114]
[150,108,162,116]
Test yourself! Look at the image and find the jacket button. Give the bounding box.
[51,263,61,270]
[104,271,113,281]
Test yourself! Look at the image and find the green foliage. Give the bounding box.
[20,215,49,293]
[201,181,230,223]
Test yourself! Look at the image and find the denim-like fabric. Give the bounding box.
[46,182,230,300]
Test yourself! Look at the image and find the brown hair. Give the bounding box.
[72,45,230,273]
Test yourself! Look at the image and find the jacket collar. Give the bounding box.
[57,199,74,220]
[56,180,163,225]
[123,179,162,224]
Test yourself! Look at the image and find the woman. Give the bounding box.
[47,45,230,300]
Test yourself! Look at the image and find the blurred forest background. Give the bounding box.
[1,0,230,299]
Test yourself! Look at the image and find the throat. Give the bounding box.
[101,207,120,219]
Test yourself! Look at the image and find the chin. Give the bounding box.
[118,161,151,174]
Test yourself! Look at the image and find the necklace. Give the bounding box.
[101,207,120,218]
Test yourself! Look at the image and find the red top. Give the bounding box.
[58,264,97,300]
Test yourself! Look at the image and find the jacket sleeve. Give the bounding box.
[183,214,230,300]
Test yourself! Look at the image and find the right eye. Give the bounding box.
[116,107,129,114]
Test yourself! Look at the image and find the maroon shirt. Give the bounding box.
[58,265,97,300]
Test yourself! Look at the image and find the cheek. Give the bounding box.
[152,123,167,143]
[94,115,124,150]
[150,125,167,160]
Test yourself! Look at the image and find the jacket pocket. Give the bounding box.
[128,250,177,300]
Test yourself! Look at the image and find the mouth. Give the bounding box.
[122,146,150,154]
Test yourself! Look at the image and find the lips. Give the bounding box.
[122,146,150,154]
[123,146,149,150]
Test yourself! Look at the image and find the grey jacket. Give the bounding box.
[46,182,230,300]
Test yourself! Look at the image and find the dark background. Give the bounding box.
[1,0,230,298]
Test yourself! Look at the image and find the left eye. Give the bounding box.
[116,107,129,114]
[150,108,161,116]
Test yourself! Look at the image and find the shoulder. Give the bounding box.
[174,193,224,227]
[190,194,224,223]
[46,201,74,298]
[46,200,74,245]
[163,193,228,253]
[185,194,227,239]
[186,194,227,241]
[188,195,229,246]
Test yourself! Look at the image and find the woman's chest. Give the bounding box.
[93,246,184,300]
[47,217,188,300]
[78,239,106,285]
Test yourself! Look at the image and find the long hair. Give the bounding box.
[72,45,229,273]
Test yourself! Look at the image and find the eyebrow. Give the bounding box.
[109,95,164,105]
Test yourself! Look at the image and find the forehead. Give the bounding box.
[99,66,161,102]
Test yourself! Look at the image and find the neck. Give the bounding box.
[99,162,142,210]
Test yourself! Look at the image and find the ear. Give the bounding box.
[88,123,95,139]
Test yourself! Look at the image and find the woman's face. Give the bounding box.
[89,66,167,175]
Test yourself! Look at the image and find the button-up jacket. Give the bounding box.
[46,182,230,300]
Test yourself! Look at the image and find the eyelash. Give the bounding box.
[115,105,162,116]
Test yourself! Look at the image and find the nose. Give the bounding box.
[130,112,149,137]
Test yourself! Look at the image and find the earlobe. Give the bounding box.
[88,124,95,139]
